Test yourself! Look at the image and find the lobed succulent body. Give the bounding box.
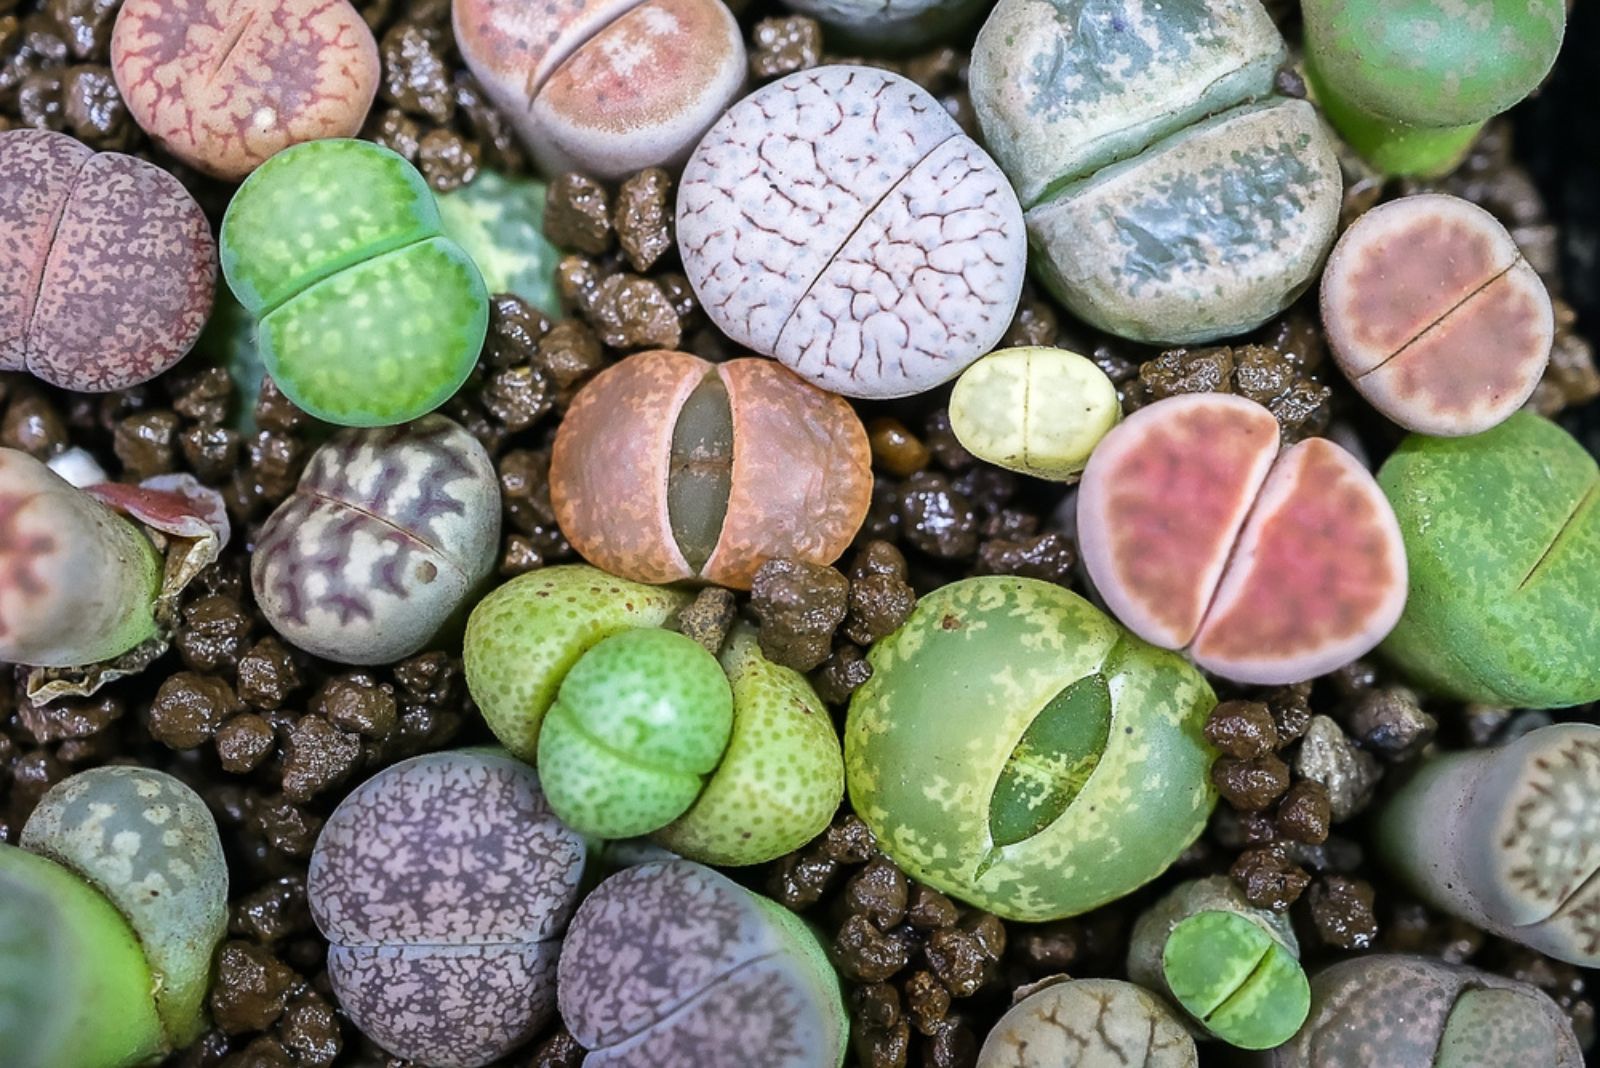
[976,978,1197,1068]
[779,0,985,49]
[436,170,563,313]
[949,346,1121,481]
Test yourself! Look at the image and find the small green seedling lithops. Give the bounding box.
[977,978,1197,1068]
[1,767,228,1068]
[1302,0,1566,176]
[949,347,1121,481]
[1128,876,1309,1050]
[1376,723,1600,967]
[845,575,1217,921]
[220,139,489,427]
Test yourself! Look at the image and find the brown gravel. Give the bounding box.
[749,15,821,80]
[868,417,932,478]
[750,558,850,672]
[613,168,673,272]
[1205,699,1280,759]
[676,586,737,655]
[1212,753,1292,812]
[1309,875,1379,950]
[1232,845,1312,912]
[149,671,240,750]
[545,173,614,254]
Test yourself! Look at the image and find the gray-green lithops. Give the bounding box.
[969,0,1342,344]
[845,575,1217,921]
[976,978,1197,1068]
[2,766,228,1068]
[1377,723,1600,967]
[777,0,985,49]
[557,859,847,1067]
[1268,955,1581,1067]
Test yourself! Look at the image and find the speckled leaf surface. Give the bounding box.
[436,171,562,313]
[976,978,1197,1068]
[1127,875,1298,995]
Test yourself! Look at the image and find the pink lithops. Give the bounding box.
[111,0,380,182]
[0,128,215,393]
[455,0,745,179]
[1078,394,1407,685]
[677,65,1027,399]
[1321,193,1554,436]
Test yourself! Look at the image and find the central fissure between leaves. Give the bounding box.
[667,372,733,571]
[987,673,1112,848]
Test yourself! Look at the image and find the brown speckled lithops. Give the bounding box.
[550,349,872,589]
[253,415,501,665]
[307,750,587,1068]
[455,0,745,179]
[111,0,380,182]
[976,978,1197,1068]
[677,65,1027,399]
[557,859,847,1067]
[1321,194,1553,436]
[0,129,215,392]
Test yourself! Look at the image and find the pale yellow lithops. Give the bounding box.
[950,347,1121,480]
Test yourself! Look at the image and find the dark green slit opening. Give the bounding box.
[988,673,1112,848]
[667,372,734,571]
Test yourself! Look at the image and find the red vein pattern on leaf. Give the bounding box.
[0,493,55,640]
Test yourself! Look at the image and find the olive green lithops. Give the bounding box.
[845,576,1217,922]
[970,0,1342,344]
[1377,412,1600,707]
[949,347,1121,481]
[219,139,489,427]
[1128,876,1309,1050]
[1,767,228,1068]
[977,978,1197,1068]
[435,170,561,313]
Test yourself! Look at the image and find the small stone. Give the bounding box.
[529,1028,586,1068]
[613,168,672,272]
[210,941,296,1034]
[845,571,916,646]
[750,558,849,672]
[925,918,1002,997]
[857,1020,911,1068]
[852,982,902,1031]
[1267,684,1314,744]
[749,15,821,80]
[903,971,949,1036]
[676,586,737,654]
[868,417,931,477]
[249,796,321,859]
[62,64,132,150]
[973,533,1076,584]
[544,173,613,254]
[1231,845,1310,912]
[1308,875,1378,950]
[149,671,240,749]
[821,813,878,863]
[277,993,341,1067]
[482,364,552,431]
[280,717,360,803]
[181,425,241,481]
[768,850,837,910]
[379,22,453,123]
[1295,714,1381,821]
[923,1018,978,1068]
[229,876,310,945]
[589,274,680,350]
[1139,346,1235,399]
[1346,686,1436,760]
[1212,753,1291,811]
[178,595,254,673]
[906,885,959,930]
[833,914,914,982]
[1009,921,1080,971]
[898,472,978,559]
[1,391,66,457]
[535,320,605,393]
[365,107,423,161]
[416,127,480,192]
[812,643,874,705]
[113,408,180,478]
[216,714,277,774]
[846,859,908,930]
[236,639,301,711]
[1275,780,1332,844]
[312,675,397,739]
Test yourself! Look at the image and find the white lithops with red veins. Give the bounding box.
[454,0,745,179]
[677,65,1027,399]
[308,751,587,1068]
[1321,193,1554,437]
[1078,394,1407,685]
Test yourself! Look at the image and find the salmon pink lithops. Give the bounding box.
[1322,194,1553,437]
[0,129,215,393]
[550,349,872,589]
[455,0,745,179]
[111,0,380,182]
[1078,393,1408,685]
[678,65,1026,399]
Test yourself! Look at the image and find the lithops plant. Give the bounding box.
[778,0,985,49]
[969,0,1342,344]
[1127,876,1309,1050]
[1079,393,1408,685]
[1269,955,1582,1068]
[1,766,228,1068]
[949,346,1121,481]
[557,859,847,1067]
[252,415,500,665]
[550,349,872,589]
[0,128,214,392]
[1322,194,1553,436]
[678,65,1026,399]
[436,170,562,312]
[976,979,1197,1068]
[1376,724,1600,966]
[455,0,745,179]
[845,576,1217,922]
[219,138,489,426]
[1302,0,1566,176]
[1377,412,1600,707]
[307,750,587,1068]
[111,0,379,181]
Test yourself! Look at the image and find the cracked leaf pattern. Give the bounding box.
[976,978,1196,1068]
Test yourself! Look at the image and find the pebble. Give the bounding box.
[974,532,1076,584]
[812,644,874,706]
[613,168,672,272]
[749,15,821,80]
[1204,699,1280,759]
[1295,714,1381,822]
[750,558,850,672]
[1211,753,1292,812]
[868,417,932,478]
[1275,780,1332,844]
[236,638,300,711]
[835,913,916,982]
[847,859,909,930]
[416,126,479,191]
[149,671,241,750]
[379,21,452,123]
[1346,687,1436,760]
[588,274,681,350]
[112,407,178,477]
[898,472,979,559]
[544,173,613,254]
[1308,875,1378,950]
[676,586,737,654]
[210,940,296,1035]
[313,675,397,740]
[177,594,254,673]
[279,716,359,803]
[1230,845,1311,912]
[215,714,276,775]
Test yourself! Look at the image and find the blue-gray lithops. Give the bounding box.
[307,749,586,1068]
[557,858,848,1067]
[976,978,1197,1067]
[969,0,1342,344]
[252,415,500,665]
[777,0,985,49]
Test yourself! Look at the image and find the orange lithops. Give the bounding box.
[1321,193,1553,437]
[550,350,872,589]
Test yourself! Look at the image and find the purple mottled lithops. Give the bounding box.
[557,859,847,1067]
[252,415,500,665]
[0,129,215,392]
[308,750,587,1068]
[677,65,1026,399]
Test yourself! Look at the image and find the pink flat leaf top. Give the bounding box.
[1078,393,1407,685]
[1321,193,1553,437]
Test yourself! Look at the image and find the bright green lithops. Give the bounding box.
[539,628,735,838]
[1128,876,1309,1050]
[949,347,1121,481]
[219,139,489,427]
[977,978,1197,1067]
[969,0,1342,344]
[1377,412,1600,707]
[435,170,561,313]
[845,576,1217,921]
[1302,0,1566,176]
[1,766,228,1068]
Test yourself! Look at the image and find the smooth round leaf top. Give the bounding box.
[1163,911,1309,1050]
[558,859,847,1067]
[1301,0,1565,128]
[539,628,733,839]
[950,346,1121,480]
[678,65,1026,399]
[976,978,1197,1068]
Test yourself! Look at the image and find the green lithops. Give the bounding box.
[949,347,1121,481]
[540,628,735,838]
[1302,0,1566,176]
[220,139,489,426]
[1,767,228,1068]
[435,170,561,313]
[845,576,1217,922]
[1377,412,1600,707]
